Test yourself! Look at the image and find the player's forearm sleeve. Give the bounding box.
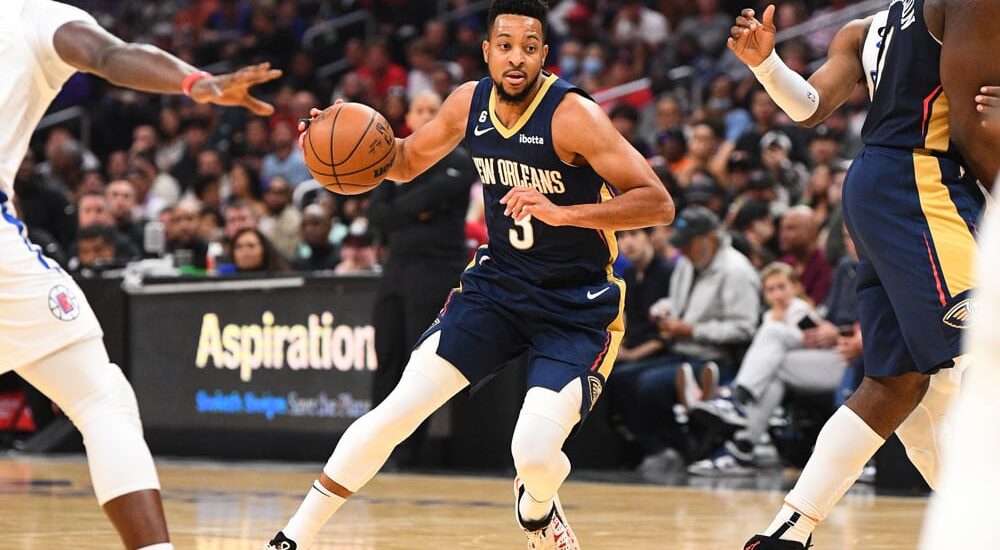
[750,51,820,123]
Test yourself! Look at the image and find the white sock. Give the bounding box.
[519,486,554,523]
[763,504,817,544]
[282,481,346,547]
[136,544,173,550]
[766,406,885,543]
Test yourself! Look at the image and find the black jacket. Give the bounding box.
[368,148,475,262]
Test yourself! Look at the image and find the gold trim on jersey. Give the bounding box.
[594,184,625,381]
[913,153,976,298]
[488,73,558,139]
[924,91,950,153]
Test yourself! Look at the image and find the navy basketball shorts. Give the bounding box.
[415,247,625,427]
[841,146,983,377]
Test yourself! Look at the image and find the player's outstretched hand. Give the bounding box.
[976,86,1000,136]
[727,4,777,68]
[189,62,283,116]
[501,187,564,226]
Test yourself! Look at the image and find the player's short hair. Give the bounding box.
[488,0,549,38]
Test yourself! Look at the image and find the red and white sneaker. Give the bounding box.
[514,477,580,550]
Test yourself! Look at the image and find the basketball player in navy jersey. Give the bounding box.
[727,3,990,549]
[920,0,1000,546]
[266,1,673,548]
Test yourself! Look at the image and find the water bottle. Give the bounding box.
[143,220,166,257]
[206,241,224,276]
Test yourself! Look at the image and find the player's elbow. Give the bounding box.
[652,185,676,226]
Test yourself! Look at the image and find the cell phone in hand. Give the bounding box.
[838,325,856,337]
[797,316,818,330]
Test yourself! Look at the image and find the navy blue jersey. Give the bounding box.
[464,73,617,286]
[862,0,959,160]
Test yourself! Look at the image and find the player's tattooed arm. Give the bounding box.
[53,21,280,115]
[501,93,674,230]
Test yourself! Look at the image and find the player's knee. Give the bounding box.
[66,366,142,435]
[511,431,560,480]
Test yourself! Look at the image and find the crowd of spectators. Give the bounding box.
[14,0,873,471]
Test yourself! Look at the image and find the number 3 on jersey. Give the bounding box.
[509,215,535,250]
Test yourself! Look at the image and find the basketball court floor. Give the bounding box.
[0,455,925,548]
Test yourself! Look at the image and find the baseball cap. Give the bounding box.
[669,206,721,248]
[760,130,793,152]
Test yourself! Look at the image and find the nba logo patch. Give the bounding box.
[48,285,80,322]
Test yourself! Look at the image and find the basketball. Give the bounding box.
[301,102,396,195]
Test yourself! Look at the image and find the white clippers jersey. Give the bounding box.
[862,9,891,101]
[0,0,95,200]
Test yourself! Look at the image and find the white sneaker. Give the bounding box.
[676,362,702,410]
[514,477,580,550]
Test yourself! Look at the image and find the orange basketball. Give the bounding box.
[301,102,396,195]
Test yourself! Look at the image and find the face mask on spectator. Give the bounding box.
[560,56,579,76]
[707,97,732,111]
[583,57,604,76]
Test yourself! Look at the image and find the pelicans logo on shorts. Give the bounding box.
[587,374,604,411]
[943,298,975,329]
[48,285,80,322]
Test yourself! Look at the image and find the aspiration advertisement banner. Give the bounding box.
[127,276,379,434]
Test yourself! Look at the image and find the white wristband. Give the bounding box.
[750,50,820,123]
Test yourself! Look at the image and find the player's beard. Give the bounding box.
[495,71,540,105]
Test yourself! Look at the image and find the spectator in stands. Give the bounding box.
[104,180,145,250]
[294,204,339,271]
[262,121,311,187]
[616,207,760,467]
[736,89,783,167]
[358,37,408,103]
[227,161,264,215]
[231,227,290,273]
[259,176,301,259]
[684,170,728,218]
[430,64,456,98]
[12,149,74,249]
[610,227,674,454]
[760,130,809,203]
[730,199,778,269]
[224,200,259,240]
[555,39,583,83]
[610,104,651,157]
[651,128,693,176]
[406,38,437,99]
[126,156,169,222]
[679,121,730,187]
[105,150,130,182]
[166,200,209,270]
[779,205,832,304]
[71,225,119,275]
[807,125,844,169]
[333,232,380,275]
[689,231,861,475]
[170,116,212,192]
[76,191,140,262]
[676,0,733,57]
[198,206,225,244]
[613,0,669,48]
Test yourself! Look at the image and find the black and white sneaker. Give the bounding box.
[515,477,580,549]
[743,534,812,549]
[691,394,749,429]
[264,531,297,550]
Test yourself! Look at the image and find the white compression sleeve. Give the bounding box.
[750,51,820,122]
